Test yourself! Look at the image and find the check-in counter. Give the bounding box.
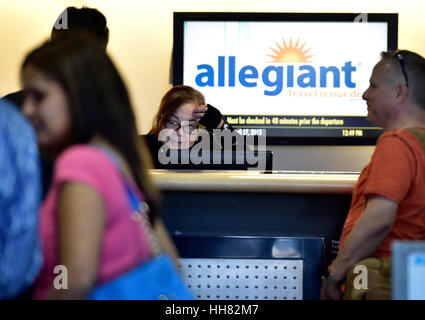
[150,170,358,193]
[149,170,359,300]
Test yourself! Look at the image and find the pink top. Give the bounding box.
[33,145,152,299]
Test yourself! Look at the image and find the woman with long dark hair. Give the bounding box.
[21,35,179,299]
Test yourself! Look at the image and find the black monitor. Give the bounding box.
[173,12,398,145]
[154,150,273,171]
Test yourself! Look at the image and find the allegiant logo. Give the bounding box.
[194,38,357,96]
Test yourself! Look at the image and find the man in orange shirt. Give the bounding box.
[322,50,425,300]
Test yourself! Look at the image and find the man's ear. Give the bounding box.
[395,83,409,103]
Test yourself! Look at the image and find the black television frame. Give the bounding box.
[172,12,398,146]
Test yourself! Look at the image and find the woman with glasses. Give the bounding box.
[145,85,238,167]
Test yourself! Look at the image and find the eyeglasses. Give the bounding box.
[394,51,409,87]
[164,119,199,133]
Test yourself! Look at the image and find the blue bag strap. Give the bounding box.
[91,144,160,255]
[91,145,144,212]
[125,183,142,212]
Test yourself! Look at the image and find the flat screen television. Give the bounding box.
[173,12,398,145]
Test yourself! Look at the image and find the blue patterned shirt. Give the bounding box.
[0,100,42,299]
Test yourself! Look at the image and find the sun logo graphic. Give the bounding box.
[267,38,314,63]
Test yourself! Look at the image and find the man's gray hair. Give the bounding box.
[381,50,425,110]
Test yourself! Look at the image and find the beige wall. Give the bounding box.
[1,0,425,135]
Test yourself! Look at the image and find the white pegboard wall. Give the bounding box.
[177,258,303,300]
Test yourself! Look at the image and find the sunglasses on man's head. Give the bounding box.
[394,50,409,87]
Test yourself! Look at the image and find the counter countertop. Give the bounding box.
[149,170,360,194]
